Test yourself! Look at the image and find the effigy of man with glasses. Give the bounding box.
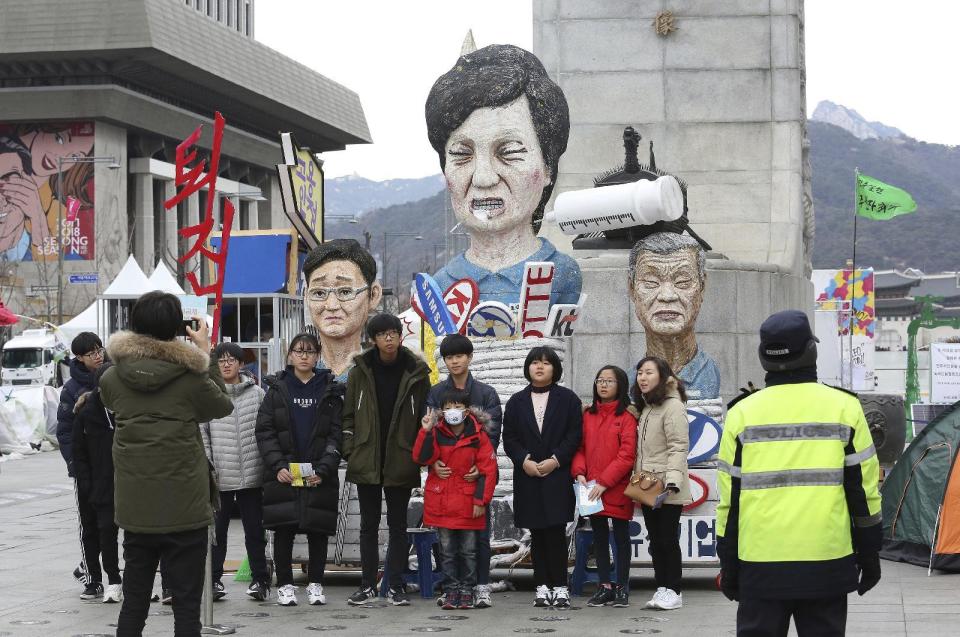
[302,239,383,382]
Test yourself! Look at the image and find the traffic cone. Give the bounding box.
[234,556,251,582]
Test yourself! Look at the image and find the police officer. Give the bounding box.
[716,310,882,636]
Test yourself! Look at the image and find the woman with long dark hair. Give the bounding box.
[572,365,638,608]
[502,346,582,608]
[632,356,691,611]
[256,333,343,607]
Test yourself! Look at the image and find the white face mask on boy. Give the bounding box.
[443,408,466,425]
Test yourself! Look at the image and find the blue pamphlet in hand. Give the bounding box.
[575,480,604,516]
[652,489,670,510]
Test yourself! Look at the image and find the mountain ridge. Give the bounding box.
[811,100,905,141]
[324,105,960,281]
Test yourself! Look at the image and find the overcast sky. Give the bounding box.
[257,0,958,181]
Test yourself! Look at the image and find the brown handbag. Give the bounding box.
[624,413,665,506]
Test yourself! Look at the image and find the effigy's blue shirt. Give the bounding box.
[320,358,351,384]
[630,346,721,401]
[432,238,582,307]
[676,347,721,401]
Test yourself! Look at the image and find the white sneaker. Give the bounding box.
[552,585,570,608]
[102,583,123,603]
[644,587,666,609]
[474,584,493,609]
[307,582,326,605]
[534,584,551,607]
[652,588,682,610]
[277,584,298,606]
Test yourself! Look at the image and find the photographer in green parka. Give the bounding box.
[100,291,233,637]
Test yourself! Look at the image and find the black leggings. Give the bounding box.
[589,515,631,586]
[212,488,268,584]
[356,484,411,589]
[530,525,568,588]
[272,526,328,587]
[641,503,683,592]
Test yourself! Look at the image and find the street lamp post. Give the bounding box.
[432,243,446,273]
[55,156,120,324]
[383,232,423,301]
[325,214,359,223]
[322,214,360,243]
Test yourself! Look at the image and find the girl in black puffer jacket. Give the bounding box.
[255,333,344,607]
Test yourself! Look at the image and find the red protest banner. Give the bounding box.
[162,112,234,344]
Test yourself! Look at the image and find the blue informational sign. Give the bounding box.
[413,273,457,337]
[68,273,98,284]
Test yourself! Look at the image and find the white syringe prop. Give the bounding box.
[544,176,684,235]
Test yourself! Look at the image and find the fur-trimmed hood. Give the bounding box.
[74,389,95,414]
[426,405,495,437]
[106,331,212,392]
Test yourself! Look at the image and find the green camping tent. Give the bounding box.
[880,402,960,572]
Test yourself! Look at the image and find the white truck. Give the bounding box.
[0,328,68,387]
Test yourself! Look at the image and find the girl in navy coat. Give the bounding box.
[502,346,582,608]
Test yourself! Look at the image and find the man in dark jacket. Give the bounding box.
[425,334,502,608]
[342,313,431,606]
[56,331,105,599]
[72,361,122,603]
[100,292,233,637]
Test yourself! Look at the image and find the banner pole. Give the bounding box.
[849,168,860,390]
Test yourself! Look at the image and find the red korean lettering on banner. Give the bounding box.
[162,112,234,344]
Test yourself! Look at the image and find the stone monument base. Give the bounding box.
[570,252,813,404]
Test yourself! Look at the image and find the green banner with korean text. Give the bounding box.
[856,173,917,220]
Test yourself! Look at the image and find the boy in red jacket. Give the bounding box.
[413,389,497,610]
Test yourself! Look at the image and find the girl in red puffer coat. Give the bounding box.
[571,365,638,608]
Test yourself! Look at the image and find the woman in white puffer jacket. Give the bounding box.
[200,342,269,600]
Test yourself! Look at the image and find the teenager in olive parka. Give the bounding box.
[342,313,431,606]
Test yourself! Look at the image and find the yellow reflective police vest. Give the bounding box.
[716,382,881,563]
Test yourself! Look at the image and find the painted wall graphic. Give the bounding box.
[0,122,96,262]
[813,268,876,391]
[813,268,876,338]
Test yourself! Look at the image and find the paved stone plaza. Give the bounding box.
[0,451,955,636]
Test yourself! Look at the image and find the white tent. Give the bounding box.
[58,301,97,343]
[102,255,151,296]
[147,260,186,295]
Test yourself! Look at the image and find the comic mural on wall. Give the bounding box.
[0,121,95,263]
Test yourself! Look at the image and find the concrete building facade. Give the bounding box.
[0,0,369,324]
[534,0,811,275]
[184,0,255,37]
[532,1,815,401]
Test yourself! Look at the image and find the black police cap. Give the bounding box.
[758,310,819,370]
